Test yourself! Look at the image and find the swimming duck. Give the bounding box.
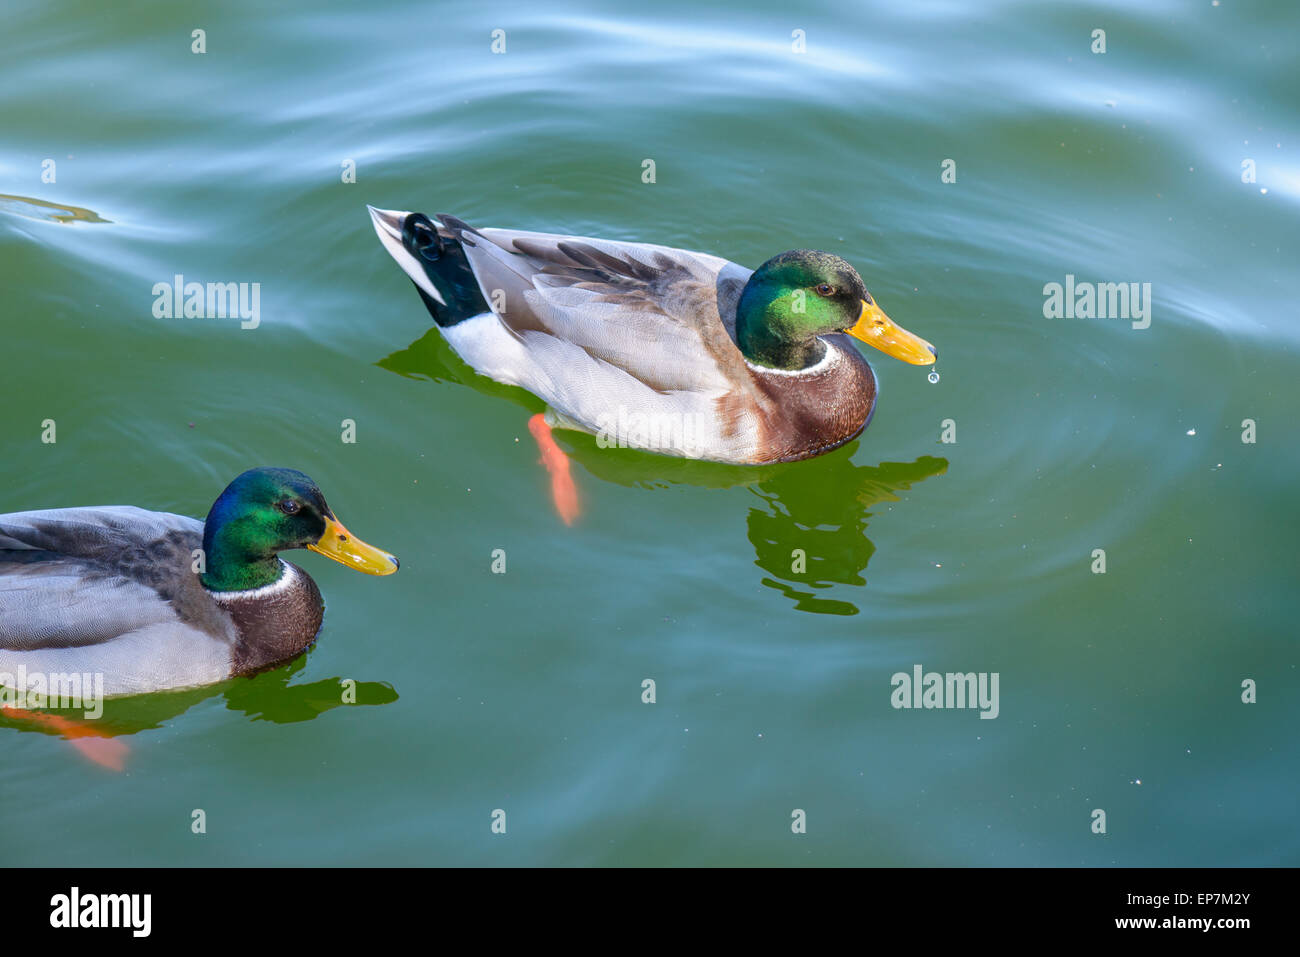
[367,207,937,467]
[0,468,398,697]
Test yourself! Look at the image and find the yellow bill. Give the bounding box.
[846,298,937,365]
[308,515,399,575]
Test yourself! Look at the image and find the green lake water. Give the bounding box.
[2,0,1296,865]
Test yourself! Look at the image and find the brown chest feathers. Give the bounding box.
[748,335,877,463]
[212,562,325,676]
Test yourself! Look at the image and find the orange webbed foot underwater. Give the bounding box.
[528,414,580,526]
[2,704,130,772]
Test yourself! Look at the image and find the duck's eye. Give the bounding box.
[278,499,301,516]
[815,283,835,296]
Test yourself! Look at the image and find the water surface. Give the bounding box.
[1,0,1296,865]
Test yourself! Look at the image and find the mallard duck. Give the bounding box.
[0,468,398,697]
[367,207,937,467]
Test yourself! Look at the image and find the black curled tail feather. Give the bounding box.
[406,213,490,328]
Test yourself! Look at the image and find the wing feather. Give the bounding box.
[431,219,766,457]
[0,507,228,651]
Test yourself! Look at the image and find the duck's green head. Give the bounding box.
[735,250,937,370]
[200,467,399,592]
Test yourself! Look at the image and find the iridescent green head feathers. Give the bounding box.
[736,250,937,370]
[200,468,398,592]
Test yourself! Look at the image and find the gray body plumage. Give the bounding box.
[0,507,314,696]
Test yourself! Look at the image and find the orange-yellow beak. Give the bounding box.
[846,298,937,365]
[307,515,399,575]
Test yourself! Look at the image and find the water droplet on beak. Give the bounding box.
[927,370,940,384]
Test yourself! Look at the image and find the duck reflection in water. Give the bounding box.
[745,450,946,615]
[1,657,398,771]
